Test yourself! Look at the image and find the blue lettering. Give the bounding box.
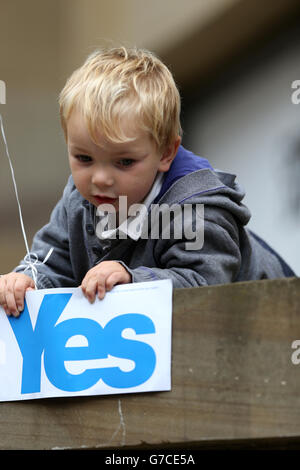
[101,314,156,388]
[44,318,106,392]
[8,294,72,393]
[8,293,157,394]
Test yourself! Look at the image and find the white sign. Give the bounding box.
[0,279,173,402]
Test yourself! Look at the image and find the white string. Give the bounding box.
[16,249,54,288]
[0,113,53,288]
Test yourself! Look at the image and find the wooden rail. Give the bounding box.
[0,277,299,450]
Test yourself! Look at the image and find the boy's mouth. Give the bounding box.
[94,195,118,205]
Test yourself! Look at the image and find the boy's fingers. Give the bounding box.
[82,264,130,302]
[97,284,106,300]
[14,278,29,312]
[0,277,7,309]
[0,274,34,317]
[4,306,10,316]
[105,272,126,291]
[97,273,111,299]
[0,280,10,316]
[5,279,19,317]
[80,273,91,292]
[84,277,99,303]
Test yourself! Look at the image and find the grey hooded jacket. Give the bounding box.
[15,146,294,288]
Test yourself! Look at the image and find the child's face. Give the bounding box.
[66,109,180,214]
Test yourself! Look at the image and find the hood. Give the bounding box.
[153,145,251,227]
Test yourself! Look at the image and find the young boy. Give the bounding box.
[0,46,294,317]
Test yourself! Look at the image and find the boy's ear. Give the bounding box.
[158,136,181,172]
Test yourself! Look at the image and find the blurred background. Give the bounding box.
[0,0,299,275]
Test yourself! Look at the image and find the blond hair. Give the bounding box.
[59,46,182,151]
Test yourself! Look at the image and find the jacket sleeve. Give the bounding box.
[119,205,242,288]
[14,178,77,289]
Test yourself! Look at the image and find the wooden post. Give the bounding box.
[0,277,299,450]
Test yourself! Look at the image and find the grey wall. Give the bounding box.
[183,27,300,274]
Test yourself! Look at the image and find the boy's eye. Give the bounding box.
[119,158,134,167]
[75,154,92,163]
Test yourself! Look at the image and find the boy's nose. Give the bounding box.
[91,169,114,187]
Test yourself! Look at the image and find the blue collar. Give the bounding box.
[153,145,213,203]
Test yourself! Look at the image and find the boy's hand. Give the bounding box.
[80,261,131,302]
[0,273,35,317]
